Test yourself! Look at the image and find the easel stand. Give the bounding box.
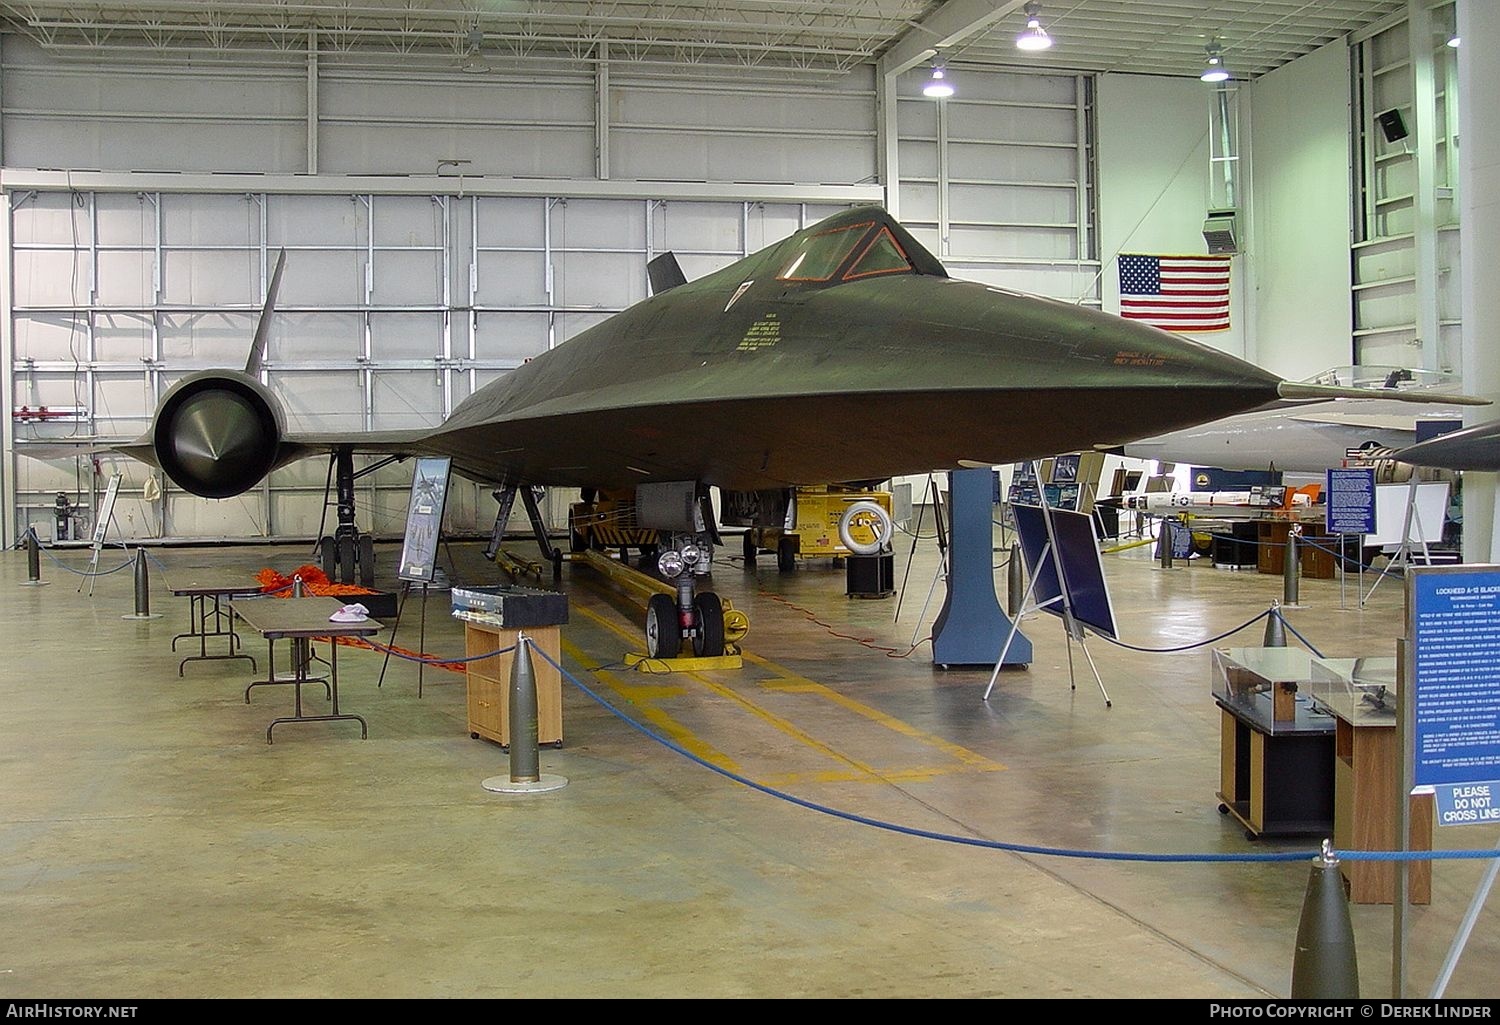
[983,533,1110,707]
[1364,477,1430,605]
[378,581,435,696]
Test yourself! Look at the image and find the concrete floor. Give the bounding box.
[1,528,1496,999]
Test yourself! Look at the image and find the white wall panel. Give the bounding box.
[370,314,443,360]
[161,249,258,307]
[1248,38,1353,381]
[474,314,551,361]
[371,371,445,430]
[272,370,364,433]
[476,252,548,306]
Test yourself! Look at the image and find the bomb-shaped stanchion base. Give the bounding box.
[121,548,163,620]
[482,634,568,795]
[1290,840,1360,999]
[19,530,50,587]
[1263,600,1287,648]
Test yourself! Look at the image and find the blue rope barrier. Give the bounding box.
[1278,616,1326,658]
[1299,536,1369,573]
[532,644,1500,867]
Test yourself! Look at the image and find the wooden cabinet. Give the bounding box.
[1329,711,1433,905]
[463,622,563,748]
[1217,703,1336,839]
[1255,521,1349,579]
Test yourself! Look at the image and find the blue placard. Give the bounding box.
[1434,781,1500,827]
[1412,570,1500,788]
[1325,467,1376,534]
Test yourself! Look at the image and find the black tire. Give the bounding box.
[338,537,356,584]
[645,593,681,659]
[357,535,376,587]
[777,536,797,573]
[692,592,725,658]
[318,536,337,580]
[638,544,659,569]
[569,527,587,553]
[743,531,757,562]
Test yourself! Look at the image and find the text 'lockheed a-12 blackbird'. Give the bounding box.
[87,205,1483,657]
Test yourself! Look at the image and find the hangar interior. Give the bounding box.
[3,0,1499,1002]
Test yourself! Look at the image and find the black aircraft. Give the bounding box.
[57,205,1485,656]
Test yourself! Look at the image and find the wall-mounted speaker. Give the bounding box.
[1377,108,1409,144]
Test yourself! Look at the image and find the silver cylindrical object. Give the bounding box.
[26,530,41,582]
[1158,520,1174,568]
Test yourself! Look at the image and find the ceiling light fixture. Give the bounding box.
[1447,33,1460,48]
[1015,2,1053,52]
[922,62,954,98]
[1201,41,1232,83]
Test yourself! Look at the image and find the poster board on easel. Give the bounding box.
[384,456,454,698]
[398,457,453,584]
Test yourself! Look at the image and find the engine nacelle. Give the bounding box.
[152,371,286,499]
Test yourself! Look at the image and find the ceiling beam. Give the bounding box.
[877,0,1028,80]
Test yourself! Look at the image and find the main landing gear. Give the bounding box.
[314,446,399,587]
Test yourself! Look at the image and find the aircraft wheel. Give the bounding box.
[743,531,757,562]
[692,592,725,658]
[638,544,659,569]
[777,536,797,573]
[318,536,337,580]
[338,537,356,584]
[569,527,587,553]
[645,593,681,659]
[358,535,376,587]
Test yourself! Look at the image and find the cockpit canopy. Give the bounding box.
[776,221,918,284]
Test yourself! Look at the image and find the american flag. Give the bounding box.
[1117,253,1231,332]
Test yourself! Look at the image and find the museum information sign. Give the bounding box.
[1410,569,1500,814]
[1325,467,1375,534]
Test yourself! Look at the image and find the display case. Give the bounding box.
[1306,656,1398,725]
[1211,647,1336,838]
[1212,647,1329,732]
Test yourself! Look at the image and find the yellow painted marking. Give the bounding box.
[758,678,1004,771]
[558,633,741,772]
[762,763,1007,788]
[566,593,1005,781]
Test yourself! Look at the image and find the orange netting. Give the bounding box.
[253,565,467,674]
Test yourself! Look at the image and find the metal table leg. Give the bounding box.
[267,638,368,744]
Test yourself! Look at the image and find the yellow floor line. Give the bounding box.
[566,595,1004,782]
[759,679,1004,771]
[558,633,742,773]
[761,762,1006,787]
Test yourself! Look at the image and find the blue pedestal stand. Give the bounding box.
[931,468,1031,668]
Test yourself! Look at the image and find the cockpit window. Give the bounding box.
[776,222,871,282]
[844,227,913,280]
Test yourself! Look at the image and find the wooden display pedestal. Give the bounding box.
[1331,715,1432,905]
[463,622,563,748]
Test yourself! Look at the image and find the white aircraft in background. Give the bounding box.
[1118,366,1467,475]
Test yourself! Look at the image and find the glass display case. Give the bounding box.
[1211,646,1332,734]
[1306,656,1398,725]
[1211,646,1336,838]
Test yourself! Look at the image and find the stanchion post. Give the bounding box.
[1283,527,1301,606]
[1158,520,1174,569]
[1006,541,1025,617]
[508,635,541,783]
[20,529,49,587]
[1290,840,1360,998]
[122,547,162,620]
[1263,599,1287,647]
[481,634,567,795]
